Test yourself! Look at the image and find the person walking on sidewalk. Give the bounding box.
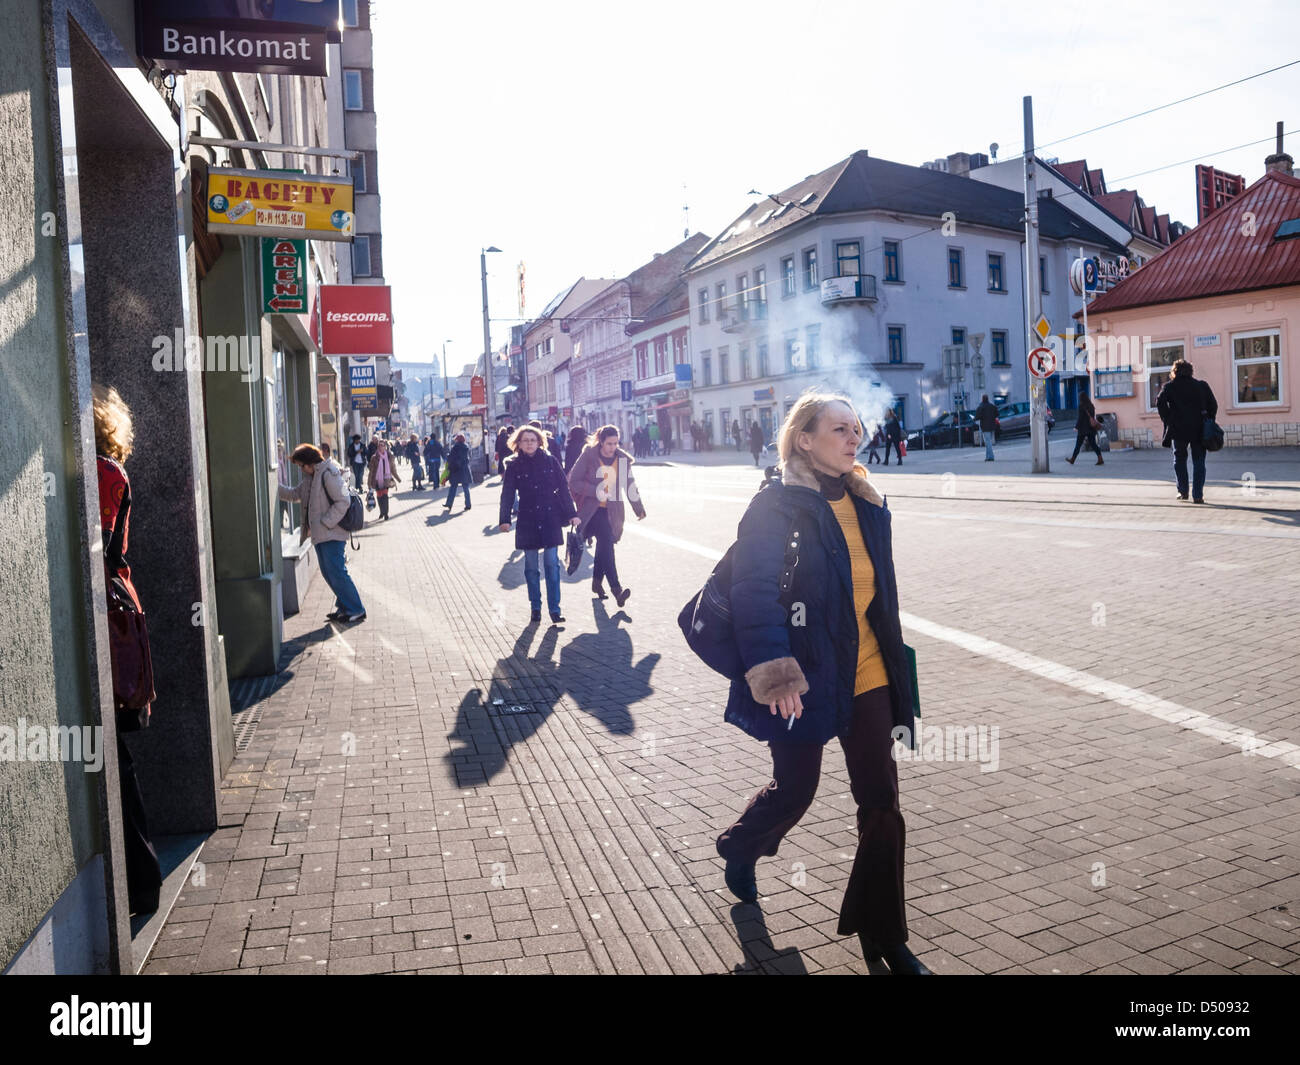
[1067,394,1104,466]
[976,394,999,461]
[499,426,580,624]
[495,426,512,476]
[407,433,426,490]
[749,419,766,467]
[564,425,588,473]
[732,419,743,452]
[1157,359,1218,503]
[367,437,401,520]
[882,409,903,465]
[864,425,883,465]
[423,433,445,490]
[443,433,472,512]
[94,383,164,916]
[279,442,366,623]
[714,392,928,975]
[567,424,646,607]
[346,433,366,490]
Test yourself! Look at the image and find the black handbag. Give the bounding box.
[565,528,584,575]
[103,485,155,713]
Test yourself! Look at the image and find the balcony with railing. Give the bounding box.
[820,273,877,305]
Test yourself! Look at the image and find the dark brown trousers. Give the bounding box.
[716,686,907,944]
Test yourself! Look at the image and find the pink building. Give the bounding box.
[1081,161,1300,448]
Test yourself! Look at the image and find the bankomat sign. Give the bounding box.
[136,1,342,77]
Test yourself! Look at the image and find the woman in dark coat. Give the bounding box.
[564,425,588,473]
[1067,394,1104,466]
[748,420,766,466]
[567,425,646,607]
[715,391,929,975]
[443,434,472,511]
[423,434,445,488]
[495,426,512,475]
[499,426,579,623]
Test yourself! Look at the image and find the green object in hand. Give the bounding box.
[904,643,920,718]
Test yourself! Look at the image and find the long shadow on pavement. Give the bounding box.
[729,905,809,974]
[443,602,659,787]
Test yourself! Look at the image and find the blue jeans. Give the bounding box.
[523,547,561,613]
[1173,437,1207,499]
[983,430,995,460]
[445,475,471,508]
[315,540,364,616]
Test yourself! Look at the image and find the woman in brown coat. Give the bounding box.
[566,425,646,606]
[367,438,401,520]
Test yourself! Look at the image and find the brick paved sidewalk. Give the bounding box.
[144,476,1300,975]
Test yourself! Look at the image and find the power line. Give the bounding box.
[1011,58,1300,156]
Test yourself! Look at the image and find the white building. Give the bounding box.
[684,149,1127,441]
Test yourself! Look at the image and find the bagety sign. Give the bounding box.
[320,286,393,356]
[136,1,341,77]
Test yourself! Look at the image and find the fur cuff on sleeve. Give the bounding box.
[745,656,809,704]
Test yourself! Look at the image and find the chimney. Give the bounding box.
[1265,120,1294,176]
[946,151,972,177]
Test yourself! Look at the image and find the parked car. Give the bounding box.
[992,401,1031,439]
[906,410,978,449]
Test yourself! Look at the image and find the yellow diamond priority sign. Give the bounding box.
[1033,314,1051,342]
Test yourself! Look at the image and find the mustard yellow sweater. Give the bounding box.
[828,494,889,696]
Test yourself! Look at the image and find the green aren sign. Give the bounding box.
[260,237,307,314]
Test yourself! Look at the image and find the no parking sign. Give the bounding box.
[1028,347,1057,378]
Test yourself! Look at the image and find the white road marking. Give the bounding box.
[899,612,1300,771]
[624,522,1300,771]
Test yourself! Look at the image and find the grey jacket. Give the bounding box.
[277,459,350,544]
[567,444,646,542]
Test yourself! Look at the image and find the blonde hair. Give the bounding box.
[777,391,860,465]
[507,425,545,453]
[92,383,134,462]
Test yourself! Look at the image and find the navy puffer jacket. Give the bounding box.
[723,452,917,747]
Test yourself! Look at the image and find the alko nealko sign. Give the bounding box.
[136,1,341,77]
[207,168,354,242]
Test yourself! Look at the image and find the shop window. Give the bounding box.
[1233,329,1282,405]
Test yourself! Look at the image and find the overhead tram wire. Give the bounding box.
[1004,58,1300,156]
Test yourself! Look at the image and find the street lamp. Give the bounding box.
[481,247,501,422]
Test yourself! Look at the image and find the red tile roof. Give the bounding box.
[1095,189,1138,226]
[1054,160,1089,189]
[1083,170,1300,314]
[1087,168,1105,193]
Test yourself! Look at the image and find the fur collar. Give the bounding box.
[780,449,884,508]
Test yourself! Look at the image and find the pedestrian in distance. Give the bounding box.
[407,433,425,489]
[365,436,378,463]
[93,383,164,916]
[564,425,588,473]
[547,424,565,466]
[367,437,401,520]
[714,391,928,974]
[976,393,999,461]
[1157,359,1218,503]
[1067,394,1104,466]
[279,442,367,623]
[443,433,472,512]
[864,426,883,464]
[882,409,903,465]
[567,424,646,608]
[346,433,366,490]
[495,426,511,476]
[748,420,766,467]
[732,419,743,452]
[498,426,580,624]
[423,433,445,491]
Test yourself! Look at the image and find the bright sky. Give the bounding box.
[372,0,1299,373]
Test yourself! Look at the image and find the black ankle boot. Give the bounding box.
[723,858,758,904]
[859,935,933,974]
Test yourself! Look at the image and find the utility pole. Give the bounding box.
[1023,95,1049,473]
[481,247,501,424]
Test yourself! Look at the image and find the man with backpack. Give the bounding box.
[1157,359,1218,503]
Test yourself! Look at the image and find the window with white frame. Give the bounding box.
[803,247,818,289]
[716,281,727,317]
[698,289,709,324]
[781,256,795,296]
[754,266,767,318]
[342,0,360,26]
[987,252,1005,292]
[737,273,749,319]
[635,344,648,379]
[654,337,668,375]
[1232,329,1282,404]
[835,240,861,277]
[1144,340,1183,409]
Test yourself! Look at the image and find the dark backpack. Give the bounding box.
[677,491,801,680]
[322,469,365,546]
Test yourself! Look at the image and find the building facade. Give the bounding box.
[684,150,1123,442]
